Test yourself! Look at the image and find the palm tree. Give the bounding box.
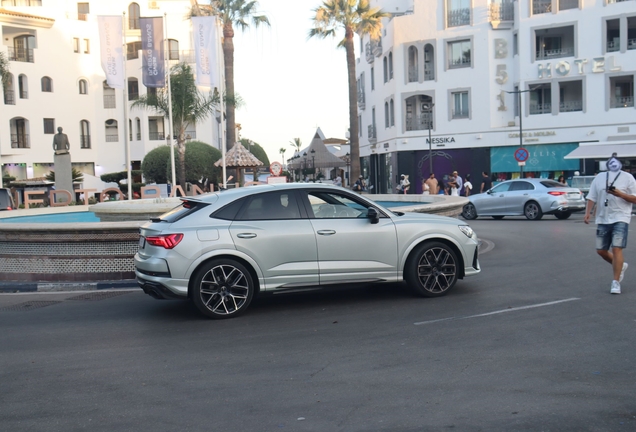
[0,52,10,86]
[309,0,388,182]
[279,147,286,163]
[191,0,269,151]
[132,63,218,187]
[289,137,302,153]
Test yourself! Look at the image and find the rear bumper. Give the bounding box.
[137,276,187,300]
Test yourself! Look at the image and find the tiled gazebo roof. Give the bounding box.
[215,143,263,168]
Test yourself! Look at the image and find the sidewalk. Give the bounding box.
[0,279,139,294]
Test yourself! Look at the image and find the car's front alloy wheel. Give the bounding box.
[192,259,254,319]
[524,201,543,220]
[406,242,459,297]
[462,203,478,220]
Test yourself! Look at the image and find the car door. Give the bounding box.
[505,181,535,214]
[229,190,318,289]
[477,182,512,215]
[301,189,399,284]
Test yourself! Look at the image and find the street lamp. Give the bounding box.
[506,88,533,178]
[422,102,435,175]
[310,149,316,181]
[303,152,307,182]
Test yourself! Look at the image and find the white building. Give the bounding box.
[356,0,636,193]
[0,0,221,191]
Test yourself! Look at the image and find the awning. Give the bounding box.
[564,141,636,159]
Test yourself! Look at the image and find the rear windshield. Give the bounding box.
[540,180,567,188]
[155,200,209,223]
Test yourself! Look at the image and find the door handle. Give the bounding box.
[236,233,257,239]
[317,230,336,236]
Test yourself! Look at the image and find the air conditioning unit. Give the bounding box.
[149,1,159,9]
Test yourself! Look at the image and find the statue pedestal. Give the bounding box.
[53,152,74,204]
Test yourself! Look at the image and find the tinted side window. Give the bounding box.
[239,192,300,221]
[158,200,209,223]
[211,198,246,221]
[491,182,511,193]
[510,181,534,191]
[307,191,379,219]
[541,180,565,188]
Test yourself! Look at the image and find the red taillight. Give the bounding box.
[146,233,184,249]
[548,191,566,196]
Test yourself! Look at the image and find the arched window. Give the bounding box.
[136,117,141,140]
[129,119,133,141]
[79,79,88,95]
[41,76,53,92]
[18,74,28,99]
[408,46,418,83]
[384,102,389,128]
[383,57,388,83]
[3,73,15,105]
[103,80,116,109]
[12,35,35,63]
[10,117,30,148]
[388,52,394,80]
[105,119,119,142]
[168,39,179,60]
[80,120,91,149]
[424,44,435,81]
[128,3,140,29]
[390,99,395,127]
[127,77,138,100]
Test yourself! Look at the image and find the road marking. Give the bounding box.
[414,298,581,325]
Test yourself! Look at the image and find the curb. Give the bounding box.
[0,279,140,294]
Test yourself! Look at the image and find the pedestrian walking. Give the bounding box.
[397,174,410,194]
[425,173,439,195]
[480,172,492,193]
[584,153,636,294]
[453,171,463,195]
[464,174,473,197]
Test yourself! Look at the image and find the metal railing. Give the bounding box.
[129,18,140,30]
[149,132,165,140]
[367,124,376,140]
[19,90,27,99]
[408,69,418,82]
[128,92,139,101]
[1,0,42,5]
[424,69,434,81]
[447,8,470,27]
[559,100,582,112]
[136,132,141,140]
[7,47,34,63]
[103,95,116,109]
[105,134,119,142]
[80,135,91,149]
[610,96,634,108]
[533,0,551,14]
[452,109,469,119]
[629,38,636,50]
[185,131,196,140]
[449,56,471,68]
[11,134,29,148]
[536,47,574,60]
[607,0,632,3]
[607,39,620,52]
[4,90,15,105]
[488,2,514,21]
[364,40,382,64]
[559,0,578,10]
[406,114,433,131]
[529,103,552,114]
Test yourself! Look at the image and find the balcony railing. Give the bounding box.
[128,92,139,101]
[607,39,620,52]
[11,134,29,148]
[80,135,91,149]
[7,47,34,63]
[559,0,578,9]
[103,95,116,109]
[149,132,165,140]
[610,96,634,108]
[629,38,636,50]
[447,8,470,27]
[424,69,434,81]
[449,57,471,68]
[529,103,552,114]
[364,39,382,64]
[406,114,433,131]
[129,18,140,30]
[1,0,42,5]
[408,69,418,82]
[536,47,574,60]
[452,109,469,119]
[489,2,514,21]
[19,90,27,99]
[559,100,583,112]
[367,124,376,141]
[185,131,196,141]
[607,0,632,3]
[4,90,15,105]
[533,0,551,14]
[105,134,119,142]
[136,132,141,140]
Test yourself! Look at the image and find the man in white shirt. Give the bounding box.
[584,153,636,294]
[453,171,463,195]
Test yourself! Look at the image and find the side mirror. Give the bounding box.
[486,189,492,194]
[367,207,380,224]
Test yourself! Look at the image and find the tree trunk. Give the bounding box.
[177,136,186,190]
[344,27,360,184]
[223,23,235,152]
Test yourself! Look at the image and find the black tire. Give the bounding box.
[554,211,571,220]
[492,216,504,220]
[462,203,478,220]
[191,259,255,319]
[524,201,543,220]
[405,241,459,297]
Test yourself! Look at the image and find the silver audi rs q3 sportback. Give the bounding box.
[135,183,481,319]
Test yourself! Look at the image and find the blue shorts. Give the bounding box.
[596,222,629,250]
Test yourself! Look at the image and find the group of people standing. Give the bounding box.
[421,171,479,197]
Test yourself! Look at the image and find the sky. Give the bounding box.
[231,0,351,164]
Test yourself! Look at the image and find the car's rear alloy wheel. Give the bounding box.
[462,203,478,220]
[192,259,254,319]
[406,242,459,297]
[524,201,543,220]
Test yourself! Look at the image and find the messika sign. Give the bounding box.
[537,56,622,79]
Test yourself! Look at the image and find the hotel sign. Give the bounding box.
[537,56,621,79]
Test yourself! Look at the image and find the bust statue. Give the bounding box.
[53,127,70,155]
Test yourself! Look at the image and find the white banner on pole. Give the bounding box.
[97,16,125,89]
[192,16,218,88]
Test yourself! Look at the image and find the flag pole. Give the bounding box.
[122,12,132,200]
[164,13,176,188]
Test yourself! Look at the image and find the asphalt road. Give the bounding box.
[1,213,635,431]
